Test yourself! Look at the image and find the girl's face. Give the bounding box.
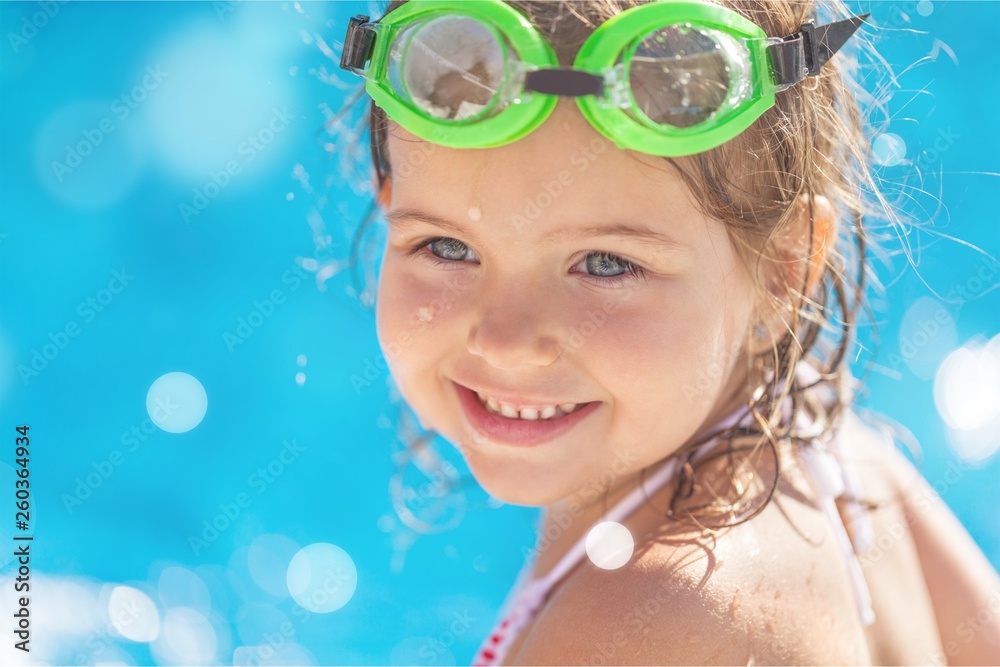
[376,98,762,507]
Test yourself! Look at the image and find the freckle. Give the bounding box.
[715,558,724,571]
[417,306,434,322]
[774,589,781,599]
[468,205,481,222]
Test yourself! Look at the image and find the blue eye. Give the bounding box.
[407,237,647,287]
[432,237,473,262]
[581,252,646,287]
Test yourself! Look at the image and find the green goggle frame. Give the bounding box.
[340,0,868,157]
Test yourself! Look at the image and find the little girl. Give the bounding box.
[337,0,1000,664]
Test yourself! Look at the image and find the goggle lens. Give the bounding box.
[387,15,509,122]
[626,24,751,129]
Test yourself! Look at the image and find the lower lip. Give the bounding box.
[453,381,601,447]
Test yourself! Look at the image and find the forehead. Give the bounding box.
[383,100,706,227]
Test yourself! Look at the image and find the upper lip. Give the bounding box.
[453,380,595,410]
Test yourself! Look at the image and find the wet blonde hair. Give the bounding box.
[351,0,889,534]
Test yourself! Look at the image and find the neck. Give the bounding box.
[530,367,755,583]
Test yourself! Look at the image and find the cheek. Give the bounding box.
[375,255,472,377]
[581,279,749,416]
[376,258,426,379]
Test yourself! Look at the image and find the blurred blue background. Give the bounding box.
[0,0,997,665]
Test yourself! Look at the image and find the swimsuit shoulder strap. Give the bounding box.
[795,407,877,626]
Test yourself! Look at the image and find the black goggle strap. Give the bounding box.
[768,13,870,88]
[339,11,871,93]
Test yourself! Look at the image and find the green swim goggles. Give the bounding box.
[340,0,868,157]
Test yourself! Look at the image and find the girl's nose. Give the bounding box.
[466,303,563,370]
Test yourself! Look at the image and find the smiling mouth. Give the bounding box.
[472,390,592,421]
[453,381,603,447]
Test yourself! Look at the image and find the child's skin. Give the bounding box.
[374,98,1000,663]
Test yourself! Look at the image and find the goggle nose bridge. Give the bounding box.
[519,62,632,110]
[522,68,605,98]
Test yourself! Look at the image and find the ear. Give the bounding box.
[780,194,836,300]
[373,168,392,210]
[749,194,837,353]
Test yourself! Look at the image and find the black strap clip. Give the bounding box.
[340,14,376,74]
[768,13,870,88]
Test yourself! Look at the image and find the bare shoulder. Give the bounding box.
[510,410,999,665]
[510,439,875,665]
[844,410,1000,664]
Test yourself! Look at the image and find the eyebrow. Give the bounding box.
[385,207,686,249]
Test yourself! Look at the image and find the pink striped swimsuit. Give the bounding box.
[473,361,876,665]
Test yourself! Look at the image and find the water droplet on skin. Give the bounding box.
[729,588,741,614]
[468,205,482,222]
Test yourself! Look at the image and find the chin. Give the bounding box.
[460,451,571,508]
[477,481,555,508]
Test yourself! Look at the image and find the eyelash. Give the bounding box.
[405,236,647,287]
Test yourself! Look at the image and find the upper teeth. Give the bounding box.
[475,392,583,420]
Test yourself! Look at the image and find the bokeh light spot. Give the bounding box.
[935,335,1000,463]
[144,23,294,180]
[146,372,208,433]
[108,585,160,642]
[247,533,301,598]
[152,606,217,665]
[157,566,212,615]
[585,521,634,570]
[872,132,906,166]
[32,100,146,209]
[286,543,358,613]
